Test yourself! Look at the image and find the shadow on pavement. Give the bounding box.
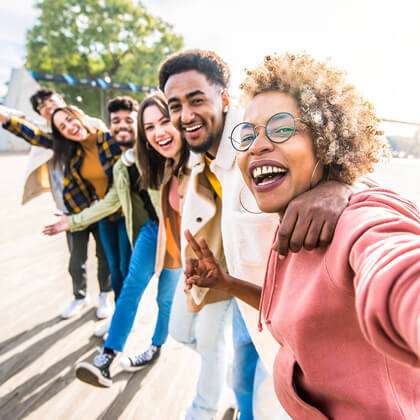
[0,337,97,419]
[98,364,155,420]
[0,315,62,357]
[0,308,96,386]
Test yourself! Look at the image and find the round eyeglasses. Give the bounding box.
[230,112,304,152]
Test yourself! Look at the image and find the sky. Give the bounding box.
[1,0,420,126]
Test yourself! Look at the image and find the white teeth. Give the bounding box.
[251,165,287,180]
[158,138,172,146]
[184,124,202,132]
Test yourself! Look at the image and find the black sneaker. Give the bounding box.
[119,345,161,372]
[222,407,240,420]
[75,351,115,387]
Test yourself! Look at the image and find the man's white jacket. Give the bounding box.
[183,108,279,371]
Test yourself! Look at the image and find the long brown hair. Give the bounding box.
[51,106,94,167]
[136,91,189,190]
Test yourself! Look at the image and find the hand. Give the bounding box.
[43,212,71,236]
[0,106,11,124]
[184,229,230,291]
[274,181,351,256]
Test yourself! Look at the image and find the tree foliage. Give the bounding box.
[26,0,183,117]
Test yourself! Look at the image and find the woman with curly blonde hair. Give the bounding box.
[184,53,420,419]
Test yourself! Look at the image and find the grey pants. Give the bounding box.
[66,224,111,299]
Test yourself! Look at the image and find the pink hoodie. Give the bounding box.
[261,188,420,419]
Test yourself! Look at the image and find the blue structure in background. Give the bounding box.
[30,71,154,93]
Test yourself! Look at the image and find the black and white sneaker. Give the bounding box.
[75,351,115,387]
[119,345,161,372]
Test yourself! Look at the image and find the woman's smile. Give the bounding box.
[143,104,182,160]
[237,91,322,215]
[248,159,288,193]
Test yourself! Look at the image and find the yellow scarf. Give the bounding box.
[203,155,222,199]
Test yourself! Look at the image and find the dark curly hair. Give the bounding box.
[158,49,230,91]
[30,88,60,114]
[107,96,139,115]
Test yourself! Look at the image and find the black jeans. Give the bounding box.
[66,224,111,299]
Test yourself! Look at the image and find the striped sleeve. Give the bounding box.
[2,117,53,149]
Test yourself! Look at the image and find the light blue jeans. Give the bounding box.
[233,301,284,419]
[105,219,181,352]
[232,301,259,420]
[169,280,233,420]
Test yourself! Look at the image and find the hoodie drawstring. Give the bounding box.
[258,226,281,332]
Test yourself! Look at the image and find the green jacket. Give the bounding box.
[69,149,159,246]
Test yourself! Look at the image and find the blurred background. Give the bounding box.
[1,0,420,162]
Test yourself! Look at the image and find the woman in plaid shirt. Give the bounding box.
[3,105,121,318]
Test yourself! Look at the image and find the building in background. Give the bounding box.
[0,68,42,152]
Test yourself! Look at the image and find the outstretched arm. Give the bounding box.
[349,209,420,365]
[1,114,53,149]
[184,230,262,310]
[43,183,121,235]
[0,107,11,124]
[0,105,25,122]
[42,213,71,235]
[325,192,420,365]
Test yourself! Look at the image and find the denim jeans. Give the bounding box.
[67,224,111,299]
[253,359,288,419]
[98,216,131,301]
[233,301,285,420]
[105,219,181,352]
[170,280,233,420]
[232,301,259,420]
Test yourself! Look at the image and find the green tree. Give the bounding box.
[26,0,183,117]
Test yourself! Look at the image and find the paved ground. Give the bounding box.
[0,154,217,420]
[1,153,418,420]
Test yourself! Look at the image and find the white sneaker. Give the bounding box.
[94,321,110,337]
[96,292,113,319]
[61,297,89,319]
[119,345,161,372]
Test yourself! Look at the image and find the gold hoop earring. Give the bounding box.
[239,185,262,214]
[309,160,321,189]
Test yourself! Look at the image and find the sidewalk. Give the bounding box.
[0,154,203,419]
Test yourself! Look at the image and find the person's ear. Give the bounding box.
[221,88,230,113]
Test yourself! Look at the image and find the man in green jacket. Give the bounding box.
[43,96,159,337]
[44,95,158,291]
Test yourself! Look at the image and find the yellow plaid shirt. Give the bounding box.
[3,117,121,214]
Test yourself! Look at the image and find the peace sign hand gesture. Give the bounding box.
[184,229,230,291]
